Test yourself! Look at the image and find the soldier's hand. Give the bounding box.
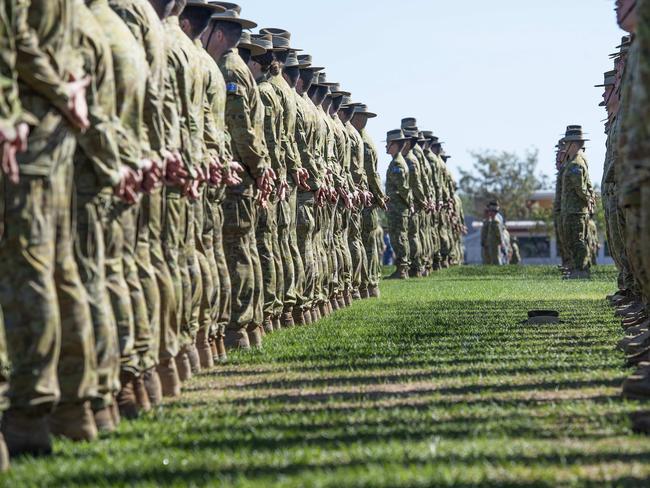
[115,166,141,204]
[1,141,19,185]
[63,75,91,131]
[141,158,163,194]
[256,168,277,195]
[15,123,29,153]
[164,151,189,187]
[315,187,326,207]
[379,197,388,211]
[182,178,201,200]
[339,189,353,210]
[208,159,224,187]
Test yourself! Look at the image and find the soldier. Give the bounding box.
[384,130,412,279]
[90,0,153,419]
[554,139,569,271]
[73,0,141,434]
[0,0,38,466]
[400,119,426,277]
[560,126,594,280]
[243,33,283,333]
[351,104,386,298]
[510,236,521,265]
[1,0,99,455]
[294,57,325,323]
[209,3,275,350]
[109,0,177,407]
[484,205,503,265]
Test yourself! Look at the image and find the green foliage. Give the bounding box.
[459,150,549,221]
[7,266,646,487]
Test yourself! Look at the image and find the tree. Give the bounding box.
[458,149,549,221]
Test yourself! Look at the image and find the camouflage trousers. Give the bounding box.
[256,200,283,319]
[74,190,120,408]
[329,204,343,299]
[439,214,452,262]
[603,185,634,292]
[286,186,306,312]
[408,212,423,273]
[562,214,590,272]
[135,194,160,372]
[624,200,647,302]
[209,199,231,338]
[193,194,214,356]
[277,198,296,314]
[430,214,441,267]
[0,164,97,413]
[180,202,202,346]
[295,192,317,311]
[160,190,183,361]
[146,188,178,364]
[223,193,263,332]
[121,204,150,374]
[348,210,367,293]
[362,207,382,290]
[554,213,569,266]
[202,190,221,340]
[642,183,650,307]
[0,307,8,417]
[313,204,329,306]
[388,206,410,269]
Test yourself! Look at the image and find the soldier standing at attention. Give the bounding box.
[385,130,412,280]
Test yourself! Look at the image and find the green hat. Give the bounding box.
[284,51,310,69]
[259,28,302,52]
[250,34,274,54]
[352,104,377,118]
[186,0,226,14]
[209,2,257,29]
[297,54,324,71]
[313,72,337,87]
[340,95,361,109]
[563,126,589,143]
[401,117,418,130]
[328,83,351,97]
[238,32,267,56]
[594,70,616,88]
[417,131,428,143]
[384,129,409,143]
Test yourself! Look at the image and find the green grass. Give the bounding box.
[6,265,649,487]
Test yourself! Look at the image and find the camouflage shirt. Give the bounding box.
[294,91,321,190]
[385,152,411,208]
[561,151,593,215]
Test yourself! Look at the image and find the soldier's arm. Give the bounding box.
[74,20,121,187]
[397,168,411,206]
[295,108,322,188]
[259,89,284,176]
[14,0,75,116]
[0,4,22,137]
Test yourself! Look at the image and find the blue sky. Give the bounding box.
[243,0,623,188]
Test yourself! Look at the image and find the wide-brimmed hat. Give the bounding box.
[384,129,409,143]
[187,0,226,14]
[297,54,324,71]
[313,72,337,87]
[340,95,361,109]
[250,33,273,55]
[609,35,632,59]
[594,70,616,88]
[328,83,351,97]
[417,131,429,143]
[352,104,377,118]
[209,2,257,29]
[259,28,302,52]
[238,32,266,56]
[284,51,310,69]
[401,117,418,130]
[563,127,589,143]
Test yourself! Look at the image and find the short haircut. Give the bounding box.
[273,50,289,64]
[251,52,280,76]
[213,20,242,46]
[180,7,211,38]
[299,69,315,85]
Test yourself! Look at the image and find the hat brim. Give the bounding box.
[383,138,409,143]
[186,2,226,13]
[210,14,257,30]
[353,111,377,119]
[562,136,590,142]
[300,66,324,72]
[237,43,267,57]
[331,90,351,97]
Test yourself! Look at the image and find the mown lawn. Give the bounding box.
[6,265,650,487]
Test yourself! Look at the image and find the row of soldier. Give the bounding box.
[553,125,599,279]
[600,0,650,420]
[0,0,405,467]
[384,121,466,280]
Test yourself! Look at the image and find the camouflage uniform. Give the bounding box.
[257,73,284,327]
[218,47,269,344]
[554,162,568,266]
[91,0,150,376]
[404,147,425,276]
[1,0,98,414]
[73,2,125,409]
[560,150,593,272]
[293,90,321,316]
[485,219,502,265]
[360,128,385,293]
[385,153,411,273]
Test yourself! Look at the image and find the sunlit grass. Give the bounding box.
[7,265,648,487]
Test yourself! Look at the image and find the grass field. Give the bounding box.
[6,265,650,487]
